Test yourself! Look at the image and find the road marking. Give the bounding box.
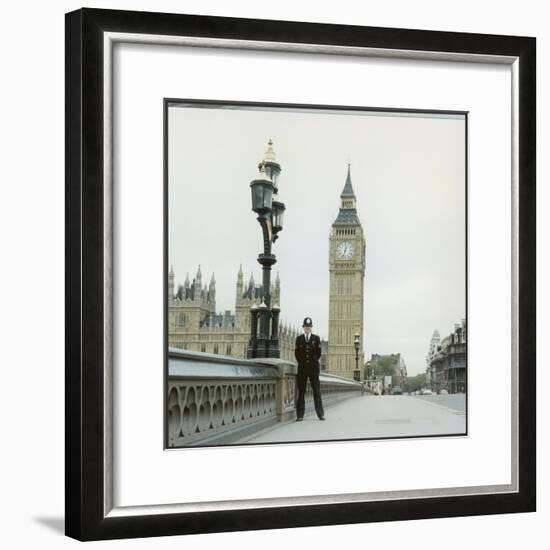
[374,418,411,424]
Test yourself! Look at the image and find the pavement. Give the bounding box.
[415,392,466,413]
[237,393,466,444]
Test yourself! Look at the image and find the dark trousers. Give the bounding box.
[296,367,324,419]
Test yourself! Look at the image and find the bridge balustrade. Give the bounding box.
[168,348,364,447]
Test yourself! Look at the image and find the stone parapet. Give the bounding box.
[167,348,363,447]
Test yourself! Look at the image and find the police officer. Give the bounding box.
[294,317,325,421]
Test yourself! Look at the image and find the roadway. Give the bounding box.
[237,393,466,444]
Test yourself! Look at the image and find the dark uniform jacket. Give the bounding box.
[294,333,322,372]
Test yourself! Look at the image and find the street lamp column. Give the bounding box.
[353,333,361,382]
[247,303,259,359]
[247,140,285,359]
[256,298,270,357]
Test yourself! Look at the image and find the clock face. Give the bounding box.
[336,241,354,260]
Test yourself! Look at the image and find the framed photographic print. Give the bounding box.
[65,7,536,541]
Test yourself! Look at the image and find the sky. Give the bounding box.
[168,103,466,375]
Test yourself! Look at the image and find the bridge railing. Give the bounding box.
[167,348,364,447]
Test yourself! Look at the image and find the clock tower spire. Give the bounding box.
[327,164,366,379]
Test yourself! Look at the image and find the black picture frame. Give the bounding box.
[65,7,536,541]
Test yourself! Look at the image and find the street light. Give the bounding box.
[353,333,361,382]
[271,193,285,241]
[249,167,274,214]
[247,141,286,359]
[258,138,281,189]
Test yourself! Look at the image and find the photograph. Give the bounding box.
[166,100,467,447]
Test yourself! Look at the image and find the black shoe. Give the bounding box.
[318,416,325,421]
[296,417,304,422]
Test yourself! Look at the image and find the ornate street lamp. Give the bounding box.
[271,193,285,241]
[249,167,274,214]
[258,138,281,189]
[353,333,361,382]
[247,140,286,359]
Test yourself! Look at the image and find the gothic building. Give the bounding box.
[168,265,300,362]
[425,329,441,388]
[427,319,467,393]
[326,165,366,379]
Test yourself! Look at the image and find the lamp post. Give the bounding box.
[247,140,285,359]
[249,302,259,354]
[353,333,361,382]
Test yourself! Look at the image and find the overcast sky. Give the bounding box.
[168,104,465,375]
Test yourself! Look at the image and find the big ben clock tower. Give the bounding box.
[327,164,366,379]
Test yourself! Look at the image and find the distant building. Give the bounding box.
[425,329,441,388]
[428,319,467,394]
[168,264,301,362]
[367,353,408,391]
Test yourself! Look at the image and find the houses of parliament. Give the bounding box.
[167,265,301,364]
[168,157,366,380]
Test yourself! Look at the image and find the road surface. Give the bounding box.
[237,394,466,444]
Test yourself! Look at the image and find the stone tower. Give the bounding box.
[427,329,441,365]
[327,165,366,379]
[171,265,216,332]
[235,265,262,333]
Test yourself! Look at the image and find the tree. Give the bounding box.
[372,355,398,376]
[403,373,427,393]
